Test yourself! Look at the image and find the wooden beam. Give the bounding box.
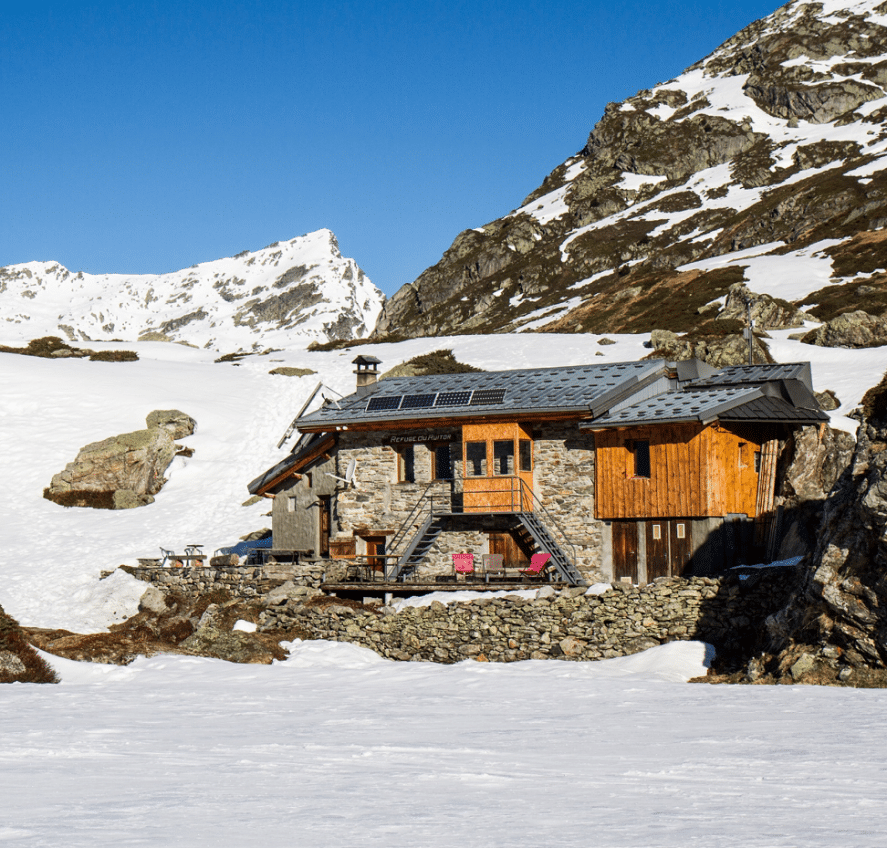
[256,434,337,495]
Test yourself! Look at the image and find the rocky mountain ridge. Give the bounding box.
[374,0,887,348]
[0,229,383,350]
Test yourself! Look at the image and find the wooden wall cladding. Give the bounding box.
[594,422,766,519]
[329,539,356,559]
[462,422,534,512]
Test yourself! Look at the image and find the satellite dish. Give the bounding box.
[327,458,357,487]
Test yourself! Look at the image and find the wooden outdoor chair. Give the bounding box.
[519,552,552,581]
[453,553,475,579]
[482,553,504,583]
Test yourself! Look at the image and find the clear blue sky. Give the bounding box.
[1,0,779,296]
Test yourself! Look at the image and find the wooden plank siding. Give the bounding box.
[593,422,766,520]
[462,422,534,512]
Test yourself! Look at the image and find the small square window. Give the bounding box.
[652,523,661,540]
[676,523,685,539]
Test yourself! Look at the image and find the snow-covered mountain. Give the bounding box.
[0,229,384,350]
[375,0,887,339]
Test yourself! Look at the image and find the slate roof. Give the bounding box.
[685,362,813,390]
[587,387,762,428]
[718,395,829,423]
[586,380,828,429]
[295,360,669,429]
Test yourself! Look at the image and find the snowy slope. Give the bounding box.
[0,229,384,349]
[2,330,884,633]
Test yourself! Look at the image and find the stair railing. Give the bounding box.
[511,477,578,570]
[387,482,439,562]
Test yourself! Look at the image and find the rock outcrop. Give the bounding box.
[372,1,887,343]
[0,604,57,684]
[646,328,771,366]
[801,309,887,348]
[43,410,195,509]
[26,587,288,666]
[773,424,856,559]
[754,372,887,682]
[718,283,808,329]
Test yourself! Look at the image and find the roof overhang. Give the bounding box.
[248,433,337,496]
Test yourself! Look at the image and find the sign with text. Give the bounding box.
[383,433,458,446]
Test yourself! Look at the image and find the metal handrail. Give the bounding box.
[387,481,439,557]
[513,478,578,570]
[390,476,577,572]
[454,476,577,568]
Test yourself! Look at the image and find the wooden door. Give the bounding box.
[364,535,387,573]
[612,522,638,583]
[646,520,669,581]
[488,532,531,567]
[318,496,331,558]
[669,520,692,576]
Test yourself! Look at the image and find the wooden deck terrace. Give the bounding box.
[321,579,568,599]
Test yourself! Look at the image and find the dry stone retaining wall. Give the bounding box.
[259,569,797,663]
[122,563,324,597]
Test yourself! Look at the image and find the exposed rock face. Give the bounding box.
[765,374,887,676]
[719,283,807,329]
[43,410,195,509]
[647,328,771,366]
[801,309,887,348]
[179,604,277,664]
[145,409,196,440]
[774,424,856,558]
[372,1,887,343]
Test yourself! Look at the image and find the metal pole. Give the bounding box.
[745,297,754,365]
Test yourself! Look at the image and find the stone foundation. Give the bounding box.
[259,568,798,663]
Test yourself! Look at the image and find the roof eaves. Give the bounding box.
[248,433,336,495]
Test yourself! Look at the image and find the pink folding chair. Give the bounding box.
[453,553,475,577]
[519,552,551,580]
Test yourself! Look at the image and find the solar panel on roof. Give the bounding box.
[436,391,472,407]
[470,388,507,405]
[366,396,402,412]
[401,393,437,409]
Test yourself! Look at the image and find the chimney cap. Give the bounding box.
[352,355,381,368]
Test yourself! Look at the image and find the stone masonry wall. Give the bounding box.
[259,569,798,663]
[533,422,603,582]
[329,425,603,580]
[122,563,325,597]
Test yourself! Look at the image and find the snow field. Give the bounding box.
[1,640,885,847]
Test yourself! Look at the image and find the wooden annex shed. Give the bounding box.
[247,357,827,587]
